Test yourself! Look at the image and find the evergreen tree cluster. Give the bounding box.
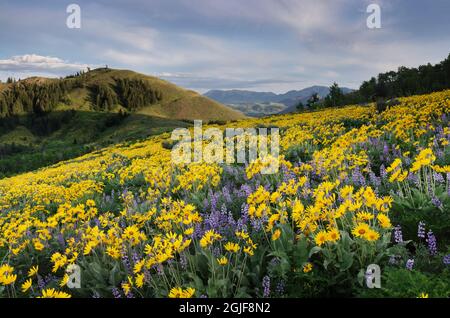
[91,83,118,111]
[326,53,450,107]
[0,72,163,117]
[115,78,162,111]
[0,81,71,117]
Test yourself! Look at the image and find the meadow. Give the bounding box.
[0,90,449,298]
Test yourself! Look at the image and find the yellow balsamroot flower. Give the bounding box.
[168,287,195,298]
[303,263,313,273]
[122,225,146,246]
[33,239,45,251]
[217,256,228,265]
[396,170,408,182]
[235,230,250,240]
[326,228,340,242]
[417,292,429,298]
[38,288,71,298]
[339,185,354,200]
[377,213,392,229]
[60,274,69,287]
[51,252,68,272]
[122,282,132,296]
[356,211,374,222]
[28,265,39,277]
[200,230,222,248]
[184,227,194,236]
[21,279,32,293]
[364,229,380,242]
[106,246,121,259]
[410,148,436,172]
[386,158,402,173]
[352,223,370,238]
[266,214,280,232]
[133,259,145,274]
[83,241,96,256]
[314,230,328,246]
[270,191,281,203]
[271,229,281,241]
[224,242,240,253]
[0,264,17,286]
[432,165,450,173]
[243,246,255,256]
[135,273,145,288]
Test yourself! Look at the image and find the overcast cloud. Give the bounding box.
[0,0,449,93]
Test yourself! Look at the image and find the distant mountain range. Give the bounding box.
[204,86,354,116]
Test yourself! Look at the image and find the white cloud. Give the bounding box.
[0,54,91,73]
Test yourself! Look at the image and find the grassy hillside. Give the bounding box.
[1,68,244,120]
[0,68,244,177]
[60,68,244,120]
[0,110,190,177]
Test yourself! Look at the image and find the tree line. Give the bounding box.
[299,52,450,110]
[0,72,163,117]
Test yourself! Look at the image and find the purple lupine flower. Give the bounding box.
[388,255,398,265]
[262,276,271,298]
[447,173,450,197]
[426,230,438,256]
[57,233,66,248]
[131,252,140,265]
[431,196,443,209]
[112,287,122,298]
[92,292,101,298]
[180,253,188,271]
[383,144,389,157]
[426,175,434,196]
[407,173,420,187]
[394,225,403,243]
[351,167,366,187]
[417,221,426,239]
[443,254,450,265]
[380,165,387,180]
[37,275,45,290]
[210,191,218,212]
[406,259,414,270]
[121,252,131,273]
[433,172,445,184]
[369,171,381,188]
[222,185,232,203]
[250,217,265,232]
[240,183,252,196]
[236,204,249,231]
[275,280,285,295]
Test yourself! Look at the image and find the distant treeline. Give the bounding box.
[307,53,450,109]
[0,70,162,117]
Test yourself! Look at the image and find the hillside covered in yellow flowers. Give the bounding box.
[0,90,449,298]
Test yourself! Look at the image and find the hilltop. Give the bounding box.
[0,68,244,121]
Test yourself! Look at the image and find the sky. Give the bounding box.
[0,0,449,93]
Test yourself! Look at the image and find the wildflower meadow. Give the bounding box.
[0,90,449,298]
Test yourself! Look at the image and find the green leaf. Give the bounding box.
[308,246,322,258]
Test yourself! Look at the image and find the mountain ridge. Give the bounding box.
[204,85,354,116]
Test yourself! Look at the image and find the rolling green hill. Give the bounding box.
[0,68,244,120]
[0,68,244,177]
